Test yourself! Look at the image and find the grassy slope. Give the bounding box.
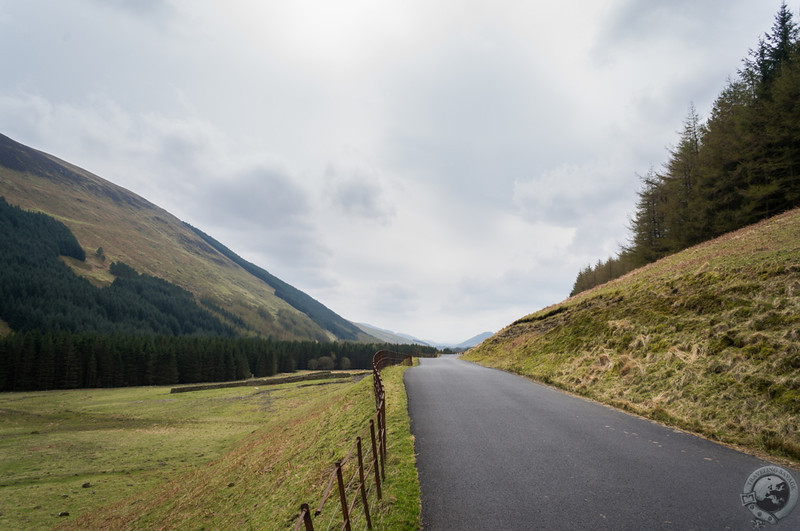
[464,208,800,465]
[0,137,334,341]
[1,367,420,530]
[372,365,422,530]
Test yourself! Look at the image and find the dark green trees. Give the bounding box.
[0,197,233,337]
[0,333,436,391]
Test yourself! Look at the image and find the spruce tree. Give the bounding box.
[661,104,703,249]
[767,2,798,76]
[628,170,669,265]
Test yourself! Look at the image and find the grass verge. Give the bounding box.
[371,365,422,530]
[464,209,800,466]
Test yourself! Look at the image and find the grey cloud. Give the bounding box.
[593,0,775,69]
[382,30,571,205]
[190,166,331,278]
[0,93,52,148]
[200,167,310,228]
[513,160,637,227]
[367,283,419,317]
[86,0,172,17]
[228,226,330,274]
[325,166,395,222]
[448,268,573,314]
[595,0,716,51]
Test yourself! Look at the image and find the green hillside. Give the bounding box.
[0,133,374,342]
[464,208,800,464]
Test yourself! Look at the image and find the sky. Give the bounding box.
[0,0,784,344]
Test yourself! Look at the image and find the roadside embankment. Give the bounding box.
[464,208,800,465]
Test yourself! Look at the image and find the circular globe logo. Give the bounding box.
[753,474,790,512]
[742,466,797,526]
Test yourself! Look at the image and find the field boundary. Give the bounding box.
[293,351,413,531]
[169,371,361,393]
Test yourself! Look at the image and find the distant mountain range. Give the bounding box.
[453,331,494,349]
[0,132,376,342]
[355,323,493,349]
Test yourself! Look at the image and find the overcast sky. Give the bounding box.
[0,0,783,343]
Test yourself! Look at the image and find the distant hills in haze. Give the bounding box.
[355,323,493,349]
[454,331,494,349]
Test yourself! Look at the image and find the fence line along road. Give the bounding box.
[293,350,413,531]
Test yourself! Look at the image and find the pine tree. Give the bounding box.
[694,79,753,236]
[58,333,81,389]
[735,3,800,223]
[0,337,9,392]
[767,2,798,76]
[765,49,800,208]
[661,104,703,249]
[742,3,798,94]
[628,170,669,265]
[39,333,56,390]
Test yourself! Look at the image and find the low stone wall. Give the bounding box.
[169,371,359,394]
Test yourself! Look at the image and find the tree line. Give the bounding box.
[0,197,233,336]
[0,331,435,392]
[572,3,800,295]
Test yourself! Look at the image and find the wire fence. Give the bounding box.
[292,350,414,531]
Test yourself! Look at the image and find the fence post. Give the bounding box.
[357,437,373,529]
[297,503,314,531]
[369,419,382,500]
[380,392,387,480]
[335,462,351,531]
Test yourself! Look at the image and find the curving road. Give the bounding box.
[404,355,799,530]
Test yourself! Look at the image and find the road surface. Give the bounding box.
[404,355,799,530]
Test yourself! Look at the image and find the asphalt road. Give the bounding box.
[404,355,800,530]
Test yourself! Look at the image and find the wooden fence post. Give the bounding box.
[357,437,373,529]
[297,503,314,531]
[369,419,382,500]
[335,462,351,531]
[380,393,387,480]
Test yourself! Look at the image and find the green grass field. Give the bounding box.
[0,367,420,530]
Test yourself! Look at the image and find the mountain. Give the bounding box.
[354,323,432,346]
[464,208,800,464]
[355,324,493,350]
[455,332,493,349]
[0,133,375,342]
